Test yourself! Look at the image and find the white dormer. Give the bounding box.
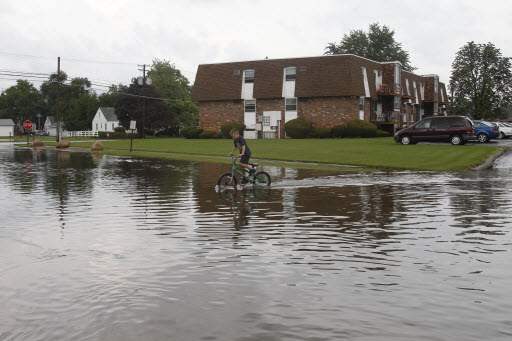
[282,66,296,98]
[241,69,255,100]
[413,81,419,105]
[374,70,383,92]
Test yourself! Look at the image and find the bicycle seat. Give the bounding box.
[249,163,258,167]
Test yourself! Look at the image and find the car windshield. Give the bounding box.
[415,119,431,129]
[480,121,493,127]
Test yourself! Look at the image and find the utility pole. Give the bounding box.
[137,64,148,138]
[56,56,61,142]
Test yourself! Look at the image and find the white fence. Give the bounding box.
[63,130,98,138]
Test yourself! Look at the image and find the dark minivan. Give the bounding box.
[394,116,474,145]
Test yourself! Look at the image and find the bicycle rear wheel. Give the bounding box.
[253,171,271,187]
[217,173,237,190]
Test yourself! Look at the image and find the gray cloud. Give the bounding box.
[1,0,511,92]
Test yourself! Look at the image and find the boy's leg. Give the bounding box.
[240,155,254,174]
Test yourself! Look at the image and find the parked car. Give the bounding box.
[394,116,474,145]
[472,120,499,143]
[495,122,512,139]
[34,130,49,136]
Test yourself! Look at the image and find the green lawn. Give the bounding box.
[38,137,502,171]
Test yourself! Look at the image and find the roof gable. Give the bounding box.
[99,107,118,121]
[0,119,15,126]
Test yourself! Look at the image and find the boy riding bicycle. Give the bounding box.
[230,128,255,183]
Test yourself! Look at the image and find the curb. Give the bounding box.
[472,148,510,170]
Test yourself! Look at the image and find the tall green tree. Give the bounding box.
[40,71,70,130]
[325,23,414,71]
[114,79,175,135]
[449,41,512,119]
[98,85,120,108]
[40,73,99,130]
[148,59,198,129]
[0,80,46,128]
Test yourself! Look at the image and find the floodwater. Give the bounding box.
[1,144,512,341]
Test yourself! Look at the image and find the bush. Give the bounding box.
[181,127,203,139]
[91,141,104,151]
[285,118,313,138]
[98,131,128,139]
[56,140,70,149]
[220,122,246,139]
[32,140,45,148]
[331,125,345,138]
[376,129,391,137]
[199,130,220,139]
[332,120,380,138]
[312,127,332,138]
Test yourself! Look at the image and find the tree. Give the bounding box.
[40,73,99,131]
[98,85,120,108]
[40,71,70,132]
[114,80,175,135]
[449,42,512,119]
[0,80,46,129]
[325,23,414,71]
[148,59,198,129]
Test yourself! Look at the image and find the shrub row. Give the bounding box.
[98,131,131,139]
[181,122,246,139]
[284,118,390,139]
[181,119,390,139]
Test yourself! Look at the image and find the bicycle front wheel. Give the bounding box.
[253,171,271,187]
[217,173,237,190]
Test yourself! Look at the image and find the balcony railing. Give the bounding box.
[377,84,401,96]
[371,111,394,122]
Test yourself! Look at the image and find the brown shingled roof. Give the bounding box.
[192,55,385,101]
[192,55,441,102]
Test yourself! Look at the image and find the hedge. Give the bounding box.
[332,120,380,138]
[284,118,313,138]
[220,122,246,138]
[181,127,203,139]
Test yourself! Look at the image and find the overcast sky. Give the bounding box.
[1,0,511,93]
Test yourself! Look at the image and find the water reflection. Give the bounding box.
[1,145,512,341]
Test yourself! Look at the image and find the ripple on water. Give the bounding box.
[1,145,512,340]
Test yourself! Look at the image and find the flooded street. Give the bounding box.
[1,144,512,341]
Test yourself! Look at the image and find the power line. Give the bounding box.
[0,72,50,79]
[0,68,52,76]
[0,51,142,66]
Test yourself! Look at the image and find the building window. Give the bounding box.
[263,116,270,126]
[244,69,255,83]
[284,67,296,81]
[244,100,256,112]
[96,123,98,130]
[358,96,365,111]
[285,98,297,111]
[112,123,114,130]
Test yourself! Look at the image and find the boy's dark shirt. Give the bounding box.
[233,137,251,156]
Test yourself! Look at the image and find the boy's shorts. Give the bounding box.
[240,154,251,164]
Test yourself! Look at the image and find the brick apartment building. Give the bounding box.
[192,54,448,139]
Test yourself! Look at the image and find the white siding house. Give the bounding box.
[44,116,59,136]
[0,119,15,137]
[92,107,120,133]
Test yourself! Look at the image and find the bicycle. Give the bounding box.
[217,156,271,190]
